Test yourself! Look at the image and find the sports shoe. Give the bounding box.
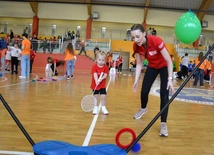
[102,106,109,115]
[92,106,98,115]
[159,122,168,137]
[134,108,148,119]
[67,76,70,80]
[181,76,185,81]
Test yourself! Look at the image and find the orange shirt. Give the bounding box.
[1,49,7,57]
[195,58,206,70]
[22,39,31,55]
[205,59,211,70]
[64,49,75,61]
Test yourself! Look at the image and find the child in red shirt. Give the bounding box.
[30,49,36,73]
[117,54,123,74]
[90,52,109,115]
[106,52,112,69]
[47,57,64,76]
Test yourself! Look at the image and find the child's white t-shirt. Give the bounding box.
[5,51,11,60]
[45,63,51,71]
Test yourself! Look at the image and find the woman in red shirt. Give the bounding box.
[131,24,174,137]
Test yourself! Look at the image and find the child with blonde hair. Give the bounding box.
[91,52,109,115]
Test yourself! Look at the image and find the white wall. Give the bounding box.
[204,15,214,31]
[0,18,32,34]
[92,5,144,24]
[39,19,87,37]
[91,21,132,39]
[0,2,214,42]
[146,9,183,27]
[38,3,88,20]
[0,2,34,18]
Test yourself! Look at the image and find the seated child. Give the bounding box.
[47,57,64,76]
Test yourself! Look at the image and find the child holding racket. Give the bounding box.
[91,52,109,115]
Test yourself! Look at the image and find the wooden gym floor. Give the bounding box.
[0,67,214,155]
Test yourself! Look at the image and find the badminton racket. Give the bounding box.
[81,72,104,112]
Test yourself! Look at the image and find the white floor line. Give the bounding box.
[0,75,112,152]
[0,74,38,155]
[0,77,7,82]
[0,150,34,155]
[0,74,38,88]
[82,78,112,146]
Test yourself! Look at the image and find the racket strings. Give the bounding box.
[81,72,103,112]
[81,95,97,112]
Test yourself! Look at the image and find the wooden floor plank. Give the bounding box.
[0,67,214,155]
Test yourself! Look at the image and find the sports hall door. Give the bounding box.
[112,51,130,70]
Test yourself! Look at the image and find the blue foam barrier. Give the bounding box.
[33,140,127,155]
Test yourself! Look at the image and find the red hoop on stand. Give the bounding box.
[115,128,136,149]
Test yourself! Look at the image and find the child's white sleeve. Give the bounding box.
[45,64,50,70]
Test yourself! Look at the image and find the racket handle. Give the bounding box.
[94,72,104,90]
[99,72,104,80]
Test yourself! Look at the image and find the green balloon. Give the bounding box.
[175,11,202,44]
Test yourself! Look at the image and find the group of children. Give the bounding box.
[47,43,124,115]
[45,43,77,80]
[105,52,123,74]
[0,43,36,74]
[177,52,212,86]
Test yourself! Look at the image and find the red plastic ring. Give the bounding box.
[115,128,136,149]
